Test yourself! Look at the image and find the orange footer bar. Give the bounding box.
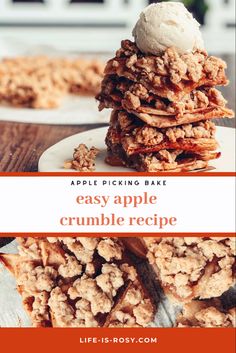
[0,328,235,353]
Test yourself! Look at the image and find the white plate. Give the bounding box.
[39,126,236,172]
[0,97,110,125]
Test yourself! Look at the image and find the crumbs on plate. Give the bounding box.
[64,144,100,171]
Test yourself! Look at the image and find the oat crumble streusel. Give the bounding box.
[64,144,100,172]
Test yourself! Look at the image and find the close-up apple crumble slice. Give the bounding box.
[0,237,155,328]
[123,237,235,303]
[143,237,235,302]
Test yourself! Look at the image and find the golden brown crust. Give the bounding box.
[106,143,219,172]
[134,106,234,128]
[0,253,22,276]
[122,138,218,156]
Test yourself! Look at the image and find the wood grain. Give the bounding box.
[0,122,107,172]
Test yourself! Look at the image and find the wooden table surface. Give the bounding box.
[0,54,235,173]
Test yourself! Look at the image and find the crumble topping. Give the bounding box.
[97,238,123,261]
[58,254,83,278]
[18,263,58,293]
[106,280,154,328]
[133,301,155,326]
[194,307,234,327]
[77,237,99,251]
[165,121,215,142]
[47,237,95,264]
[67,263,124,310]
[137,150,183,171]
[48,237,123,264]
[68,275,113,315]
[134,126,164,146]
[104,40,227,101]
[75,299,98,327]
[144,237,235,301]
[31,292,50,327]
[118,40,225,84]
[64,144,100,172]
[126,287,143,305]
[114,311,136,326]
[120,264,138,281]
[48,287,75,327]
[96,263,124,298]
[62,239,95,263]
[131,120,215,147]
[85,262,96,276]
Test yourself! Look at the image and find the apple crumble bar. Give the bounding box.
[0,56,104,109]
[142,237,235,302]
[0,237,155,327]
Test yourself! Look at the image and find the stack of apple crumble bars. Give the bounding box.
[97,40,234,172]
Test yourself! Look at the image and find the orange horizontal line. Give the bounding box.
[0,172,235,177]
[0,233,235,237]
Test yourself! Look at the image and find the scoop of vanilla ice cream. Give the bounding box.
[132,2,204,55]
